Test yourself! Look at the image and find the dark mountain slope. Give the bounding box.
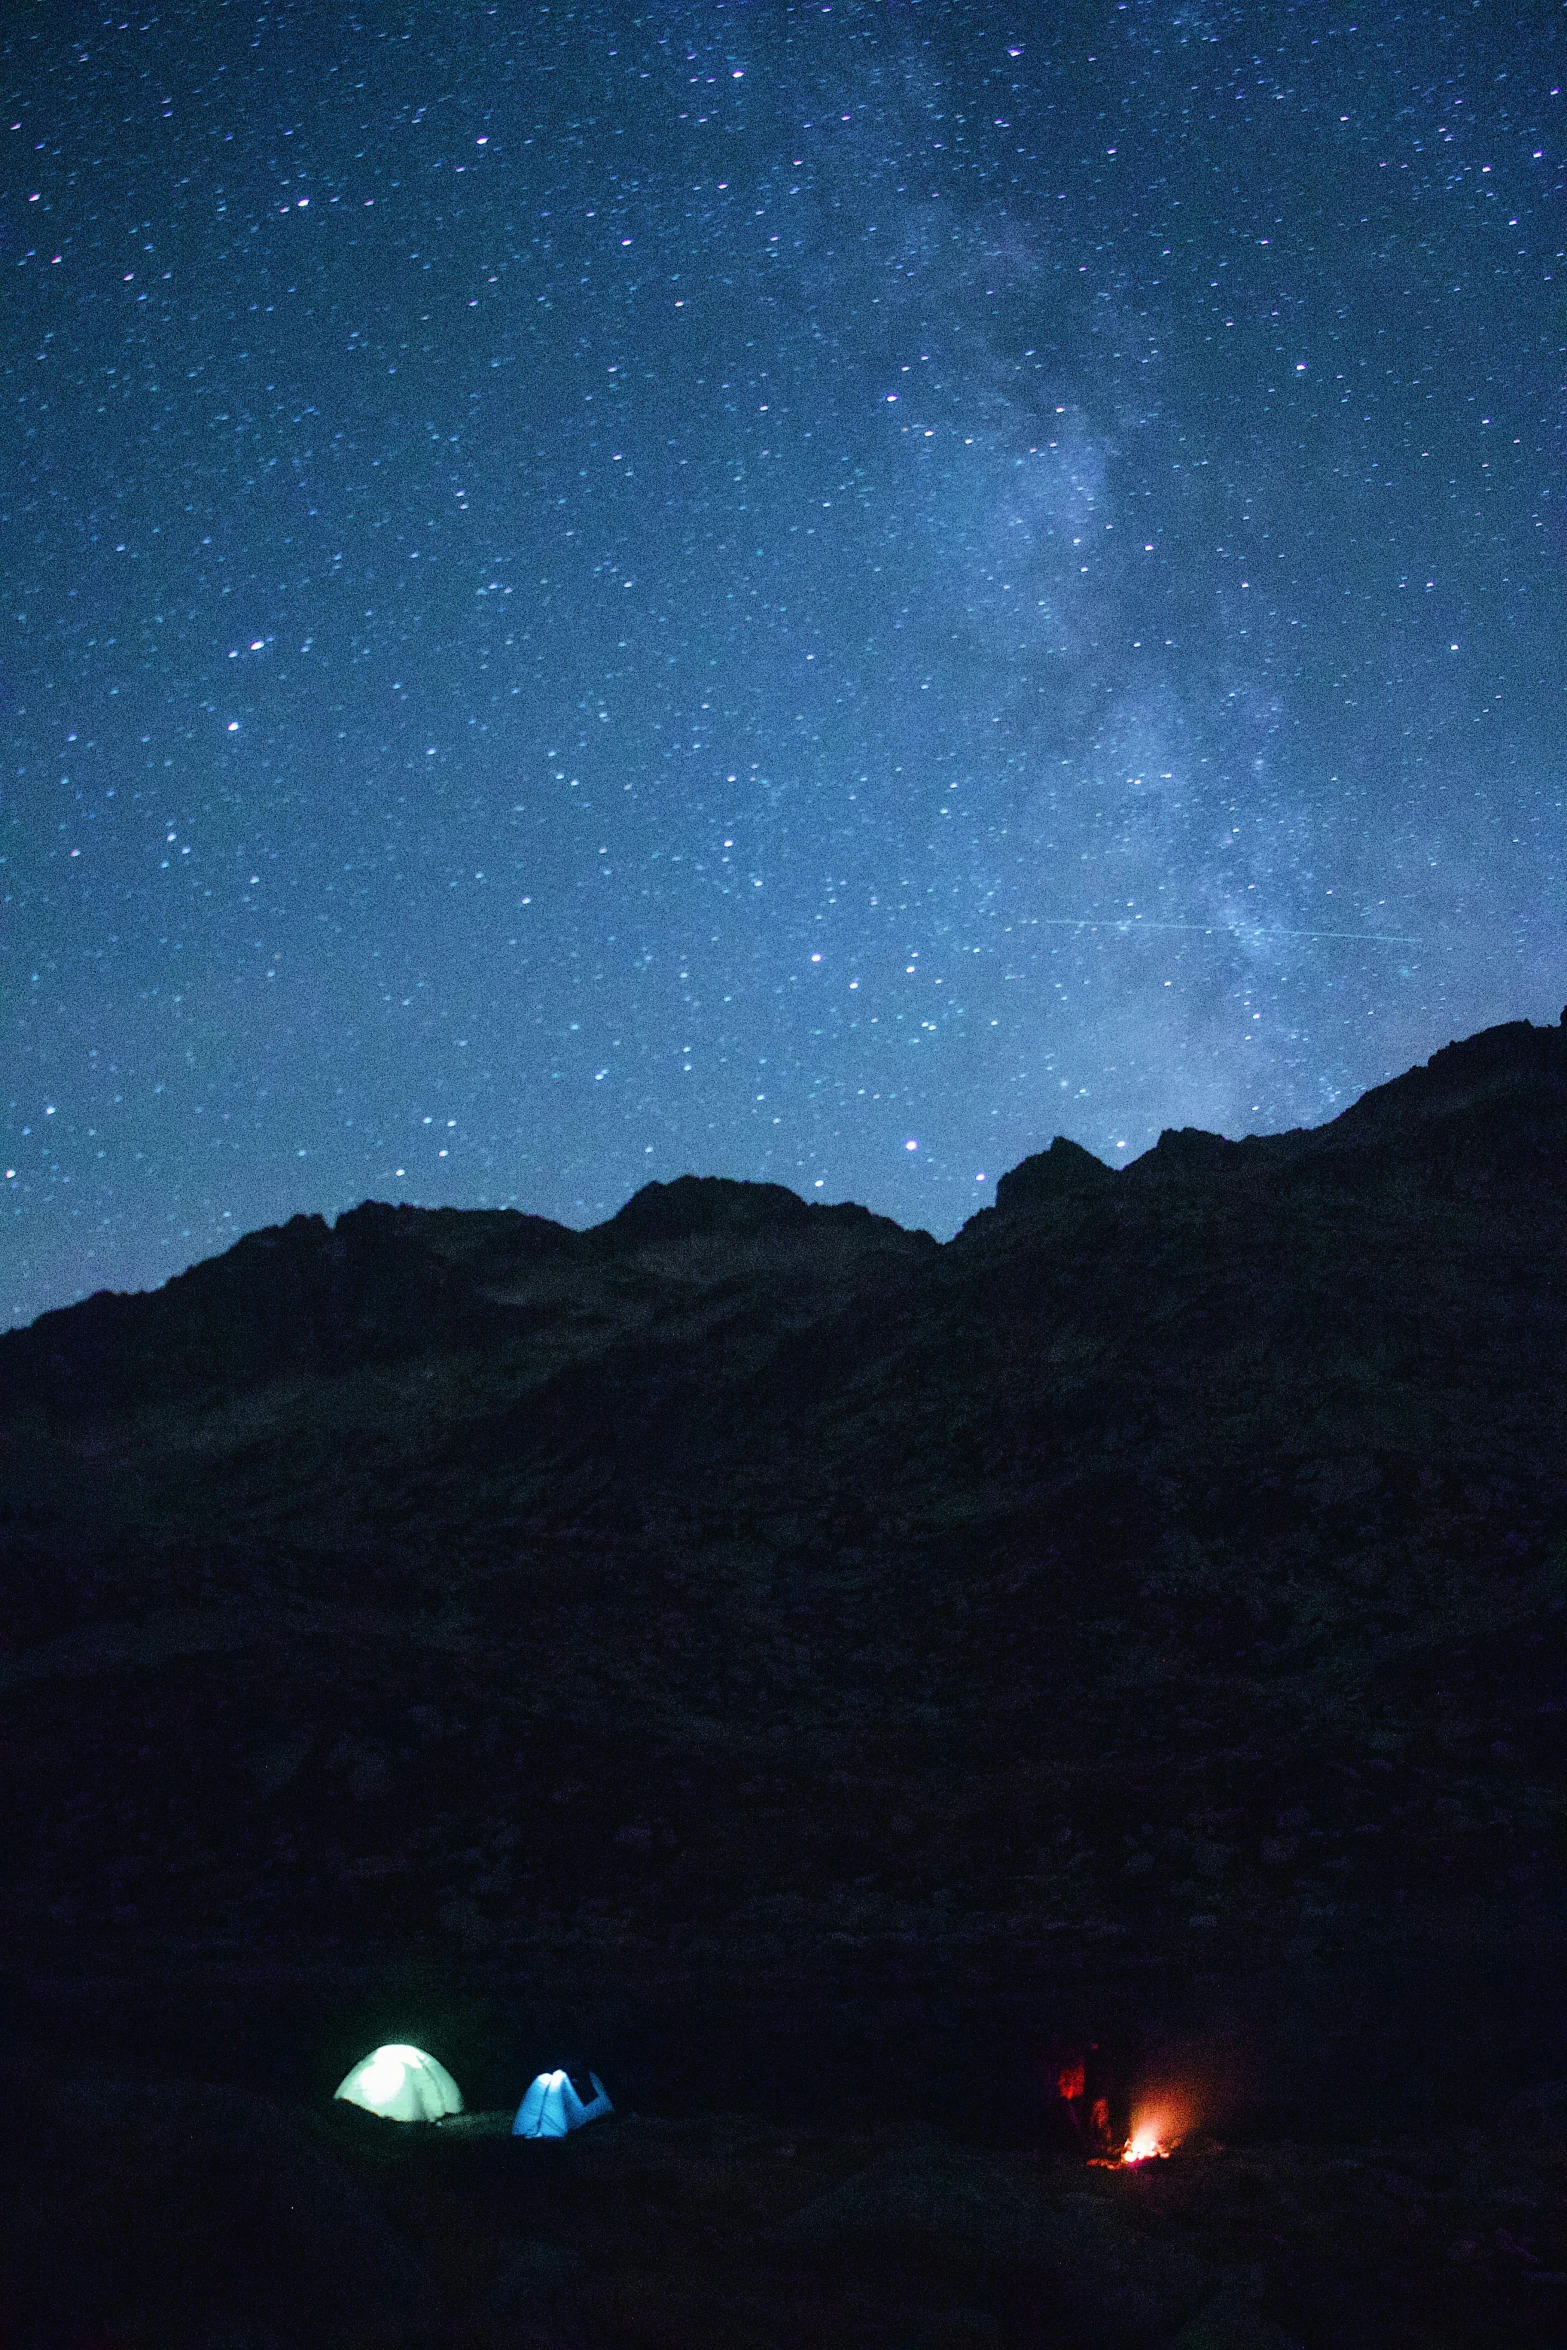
[0,1014,1564,2138]
[0,1179,927,1418]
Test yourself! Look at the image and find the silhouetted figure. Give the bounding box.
[1039,2036,1138,2159]
[1082,2042,1119,2157]
[1046,2054,1088,2156]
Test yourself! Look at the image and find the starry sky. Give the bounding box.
[4,1,1565,1328]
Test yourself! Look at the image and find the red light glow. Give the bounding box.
[1120,2094,1194,2164]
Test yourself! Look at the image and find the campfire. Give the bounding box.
[1121,2112,1173,2164]
[1117,2086,1200,2164]
[1049,2044,1196,2164]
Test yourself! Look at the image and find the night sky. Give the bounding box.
[5,2,1565,1329]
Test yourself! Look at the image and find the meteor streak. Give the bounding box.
[1035,918,1420,944]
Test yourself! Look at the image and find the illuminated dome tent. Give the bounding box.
[334,2043,463,2124]
[512,2068,613,2138]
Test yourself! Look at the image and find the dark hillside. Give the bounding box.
[1,1014,1564,2171]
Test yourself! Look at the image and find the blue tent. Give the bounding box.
[512,2068,613,2138]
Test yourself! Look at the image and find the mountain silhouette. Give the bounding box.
[2,1010,1564,2147]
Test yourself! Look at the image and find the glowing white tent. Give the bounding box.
[334,2043,463,2124]
[511,2068,613,2138]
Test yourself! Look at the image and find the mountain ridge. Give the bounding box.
[6,1010,1564,1419]
[1,1008,1564,2149]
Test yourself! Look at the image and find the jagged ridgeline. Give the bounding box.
[1,1014,1565,2132]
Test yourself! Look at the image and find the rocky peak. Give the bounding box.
[594,1175,825,1248]
[591,1173,922,1257]
[992,1135,1116,1216]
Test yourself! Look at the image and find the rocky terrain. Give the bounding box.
[6,2065,1567,2349]
[1,1009,1565,2345]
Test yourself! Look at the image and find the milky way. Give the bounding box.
[5,2,1565,1325]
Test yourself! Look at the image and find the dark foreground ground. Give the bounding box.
[6,2054,1567,2350]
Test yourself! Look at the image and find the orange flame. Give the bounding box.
[1121,2096,1194,2163]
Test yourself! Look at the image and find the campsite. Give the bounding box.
[1,1012,1565,2344]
